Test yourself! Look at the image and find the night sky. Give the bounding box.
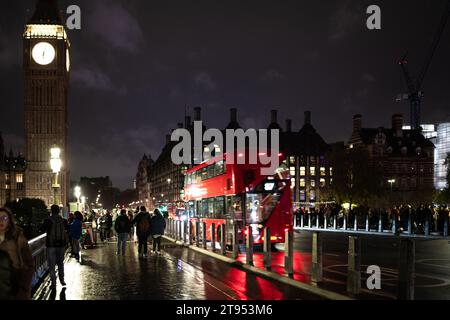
[1,0,449,190]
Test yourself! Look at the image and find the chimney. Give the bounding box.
[304,111,311,125]
[185,116,191,129]
[194,107,202,121]
[230,108,237,123]
[392,114,403,138]
[271,110,278,124]
[353,114,362,133]
[286,119,292,132]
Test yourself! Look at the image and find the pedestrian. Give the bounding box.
[41,205,68,290]
[103,210,113,241]
[0,207,34,300]
[150,209,166,254]
[132,206,151,258]
[127,211,134,240]
[67,212,75,257]
[69,211,83,262]
[114,209,131,256]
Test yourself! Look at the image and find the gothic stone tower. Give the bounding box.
[23,0,70,207]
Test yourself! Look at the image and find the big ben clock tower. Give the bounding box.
[23,0,70,207]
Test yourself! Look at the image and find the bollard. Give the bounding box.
[211,223,216,252]
[308,213,311,228]
[365,214,369,232]
[392,216,397,234]
[398,239,415,300]
[188,221,193,245]
[246,226,254,266]
[263,228,271,271]
[347,236,361,296]
[195,221,200,247]
[424,219,430,236]
[220,224,227,255]
[378,215,383,233]
[333,215,337,229]
[354,214,358,231]
[311,232,323,283]
[232,223,239,259]
[407,216,412,235]
[343,215,347,230]
[444,218,449,237]
[284,230,294,276]
[202,222,207,249]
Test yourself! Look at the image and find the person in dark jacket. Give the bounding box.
[150,209,166,254]
[132,206,152,258]
[69,211,83,262]
[114,209,131,256]
[41,205,68,289]
[0,207,34,300]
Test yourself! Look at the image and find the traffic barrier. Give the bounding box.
[284,230,294,276]
[246,226,254,266]
[378,215,382,232]
[407,217,412,235]
[263,228,271,271]
[308,214,312,228]
[354,214,358,231]
[333,215,337,229]
[343,215,347,230]
[424,219,430,236]
[398,239,415,300]
[300,214,304,228]
[324,215,328,230]
[392,216,397,234]
[211,223,216,252]
[316,214,320,229]
[347,236,361,296]
[311,232,323,283]
[365,214,369,232]
[220,224,226,255]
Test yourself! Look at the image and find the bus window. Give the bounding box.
[215,196,225,218]
[197,200,203,217]
[201,167,208,181]
[208,198,215,218]
[202,199,208,218]
[246,193,280,224]
[233,195,243,221]
[225,196,233,218]
[208,164,215,179]
[215,160,225,176]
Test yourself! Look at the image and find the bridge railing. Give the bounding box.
[294,211,449,238]
[28,233,48,289]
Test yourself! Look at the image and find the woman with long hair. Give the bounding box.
[0,207,34,300]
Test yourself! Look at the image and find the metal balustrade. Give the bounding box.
[28,233,48,289]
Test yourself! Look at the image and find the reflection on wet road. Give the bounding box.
[34,240,317,300]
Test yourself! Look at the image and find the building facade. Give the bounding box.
[0,134,26,206]
[435,123,450,190]
[23,0,70,207]
[349,114,435,202]
[136,154,154,208]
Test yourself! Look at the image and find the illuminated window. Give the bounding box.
[320,178,326,187]
[330,178,333,185]
[310,190,316,201]
[300,179,306,187]
[290,167,296,177]
[16,174,23,183]
[330,167,333,176]
[320,167,326,176]
[300,166,306,176]
[290,178,295,189]
[311,180,316,187]
[289,156,295,165]
[310,167,316,176]
[300,190,306,201]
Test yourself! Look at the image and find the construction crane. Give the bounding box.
[397,0,450,129]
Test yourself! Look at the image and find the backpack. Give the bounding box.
[137,213,150,234]
[48,216,68,247]
[117,216,129,232]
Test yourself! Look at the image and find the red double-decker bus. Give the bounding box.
[183,151,293,250]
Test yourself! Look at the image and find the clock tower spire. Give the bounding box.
[23,0,70,208]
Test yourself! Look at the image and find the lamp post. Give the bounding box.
[388,179,396,192]
[74,186,81,211]
[50,146,62,206]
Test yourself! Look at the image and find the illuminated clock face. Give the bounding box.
[66,49,70,71]
[32,42,55,65]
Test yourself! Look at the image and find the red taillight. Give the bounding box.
[244,229,248,236]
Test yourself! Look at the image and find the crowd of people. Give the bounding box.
[0,204,166,300]
[295,203,450,234]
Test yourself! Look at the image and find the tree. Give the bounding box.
[329,147,385,208]
[5,198,49,239]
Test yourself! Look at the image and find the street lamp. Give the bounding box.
[50,146,62,206]
[388,179,396,192]
[74,186,81,211]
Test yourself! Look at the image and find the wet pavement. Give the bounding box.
[33,239,321,300]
